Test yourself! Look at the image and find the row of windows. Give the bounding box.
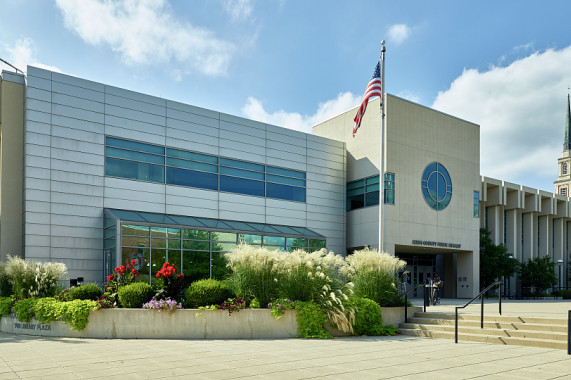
[105,136,306,202]
[110,224,326,283]
[346,173,395,211]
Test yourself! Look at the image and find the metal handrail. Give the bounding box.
[455,281,502,343]
[567,310,571,355]
[381,283,428,323]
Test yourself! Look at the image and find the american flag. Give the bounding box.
[353,61,382,137]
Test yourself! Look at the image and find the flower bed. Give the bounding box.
[0,306,420,339]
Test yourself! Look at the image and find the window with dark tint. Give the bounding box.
[346,175,384,211]
[105,136,306,202]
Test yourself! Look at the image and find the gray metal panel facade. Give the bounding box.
[24,66,347,281]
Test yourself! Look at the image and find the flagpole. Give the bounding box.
[378,41,386,252]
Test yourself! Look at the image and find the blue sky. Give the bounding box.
[2,0,571,191]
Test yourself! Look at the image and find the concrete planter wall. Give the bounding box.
[0,306,419,339]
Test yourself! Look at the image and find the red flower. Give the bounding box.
[131,259,136,266]
[156,272,160,278]
[177,274,184,279]
[131,268,137,273]
[107,275,114,281]
[114,267,119,273]
[119,265,126,273]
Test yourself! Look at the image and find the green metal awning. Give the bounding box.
[104,208,325,239]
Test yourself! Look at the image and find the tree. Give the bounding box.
[480,228,520,289]
[519,256,558,295]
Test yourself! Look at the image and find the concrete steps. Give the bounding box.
[399,311,569,350]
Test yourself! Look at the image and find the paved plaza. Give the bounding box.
[0,300,569,379]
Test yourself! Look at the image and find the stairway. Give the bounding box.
[399,311,569,350]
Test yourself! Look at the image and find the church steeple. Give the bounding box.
[555,94,571,196]
[564,93,571,151]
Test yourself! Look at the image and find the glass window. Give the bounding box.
[106,146,164,165]
[166,148,218,164]
[309,239,326,252]
[215,232,237,242]
[220,166,265,180]
[150,226,168,238]
[563,162,568,175]
[220,157,264,172]
[267,166,306,179]
[212,252,230,280]
[266,174,305,187]
[365,190,380,207]
[122,236,149,247]
[182,229,210,240]
[384,172,395,205]
[266,182,306,202]
[287,237,308,248]
[347,175,380,210]
[473,191,480,218]
[106,136,164,155]
[263,236,286,246]
[183,240,210,251]
[422,162,452,211]
[167,228,180,238]
[182,251,210,283]
[166,167,218,190]
[105,157,164,183]
[122,246,149,281]
[239,234,262,245]
[122,225,149,236]
[220,175,265,197]
[214,242,236,252]
[166,157,218,173]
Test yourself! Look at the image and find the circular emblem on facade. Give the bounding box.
[421,162,452,210]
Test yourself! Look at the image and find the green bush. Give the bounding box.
[13,298,39,322]
[350,297,393,336]
[58,300,99,330]
[69,283,103,301]
[184,279,230,308]
[34,297,60,324]
[117,282,154,308]
[0,264,12,297]
[295,301,332,339]
[0,297,14,316]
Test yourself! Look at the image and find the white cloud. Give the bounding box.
[223,0,253,21]
[432,46,571,191]
[387,24,411,45]
[55,0,234,76]
[242,92,361,133]
[1,38,62,74]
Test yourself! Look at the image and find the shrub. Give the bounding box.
[5,255,67,299]
[0,264,12,297]
[58,300,99,330]
[117,282,154,308]
[185,279,231,308]
[68,283,103,301]
[34,297,60,324]
[349,297,397,336]
[295,301,331,339]
[347,247,406,306]
[13,298,39,322]
[0,297,14,316]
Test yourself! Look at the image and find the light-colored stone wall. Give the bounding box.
[314,94,481,297]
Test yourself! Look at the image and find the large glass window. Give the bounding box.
[118,220,325,283]
[421,162,452,211]
[346,175,383,211]
[105,136,306,202]
[384,173,395,205]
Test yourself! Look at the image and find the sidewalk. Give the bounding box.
[0,300,569,379]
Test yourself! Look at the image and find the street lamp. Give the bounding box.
[557,259,564,293]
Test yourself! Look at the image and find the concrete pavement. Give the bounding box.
[0,299,569,379]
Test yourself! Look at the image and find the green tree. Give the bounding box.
[480,228,519,289]
[519,256,558,295]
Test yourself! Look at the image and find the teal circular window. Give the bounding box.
[421,162,452,210]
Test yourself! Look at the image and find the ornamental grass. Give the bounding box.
[346,247,406,306]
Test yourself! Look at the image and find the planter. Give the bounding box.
[0,309,298,339]
[0,306,415,339]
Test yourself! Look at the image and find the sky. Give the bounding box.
[1,0,571,192]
